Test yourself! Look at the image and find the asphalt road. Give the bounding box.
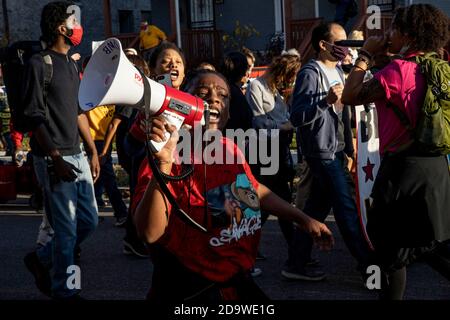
[0,196,449,300]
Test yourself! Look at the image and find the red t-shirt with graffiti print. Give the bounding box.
[132,137,262,283]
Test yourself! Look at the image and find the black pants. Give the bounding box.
[251,137,296,265]
[148,246,269,302]
[368,153,450,272]
[366,152,450,301]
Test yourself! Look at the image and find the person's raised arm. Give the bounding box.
[134,117,179,244]
[342,36,387,106]
[156,26,167,42]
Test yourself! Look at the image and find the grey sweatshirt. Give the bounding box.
[246,77,289,130]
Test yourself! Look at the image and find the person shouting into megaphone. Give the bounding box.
[133,69,334,301]
[121,42,188,258]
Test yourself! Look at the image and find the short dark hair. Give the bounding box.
[148,42,186,71]
[311,22,342,53]
[392,4,449,53]
[220,51,249,84]
[41,1,73,46]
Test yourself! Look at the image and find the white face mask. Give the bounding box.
[349,48,358,64]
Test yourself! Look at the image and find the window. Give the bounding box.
[119,10,134,34]
[190,0,215,29]
[368,0,396,12]
[141,10,152,24]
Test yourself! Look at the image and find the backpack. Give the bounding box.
[388,52,450,155]
[0,41,53,133]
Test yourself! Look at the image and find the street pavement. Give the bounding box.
[0,195,449,300]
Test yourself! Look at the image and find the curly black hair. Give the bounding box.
[220,51,249,84]
[148,42,186,71]
[392,4,449,53]
[40,1,74,46]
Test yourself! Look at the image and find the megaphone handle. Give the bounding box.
[149,110,185,153]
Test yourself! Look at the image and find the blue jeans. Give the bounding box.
[289,151,372,270]
[92,140,128,219]
[33,152,98,298]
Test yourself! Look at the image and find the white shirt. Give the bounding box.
[316,61,344,114]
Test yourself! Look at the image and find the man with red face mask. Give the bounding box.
[22,1,99,300]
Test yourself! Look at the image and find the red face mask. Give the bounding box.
[66,25,83,47]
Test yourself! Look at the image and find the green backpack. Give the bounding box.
[389,52,450,155]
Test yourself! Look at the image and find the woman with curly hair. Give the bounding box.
[246,52,301,272]
[342,4,450,299]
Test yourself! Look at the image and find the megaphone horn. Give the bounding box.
[78,38,206,153]
[79,38,166,111]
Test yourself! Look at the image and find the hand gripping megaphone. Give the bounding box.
[79,38,207,152]
[79,38,209,233]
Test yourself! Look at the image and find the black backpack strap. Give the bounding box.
[40,53,53,123]
[69,57,79,74]
[383,101,415,154]
[386,101,412,130]
[137,68,207,233]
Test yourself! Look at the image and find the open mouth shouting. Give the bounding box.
[170,70,179,83]
[209,108,221,122]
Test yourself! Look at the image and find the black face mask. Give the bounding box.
[341,63,354,74]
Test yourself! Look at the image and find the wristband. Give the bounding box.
[355,57,371,69]
[359,49,373,59]
[353,65,367,72]
[356,54,370,64]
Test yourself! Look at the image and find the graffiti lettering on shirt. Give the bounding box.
[209,215,261,247]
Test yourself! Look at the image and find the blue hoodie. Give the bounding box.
[290,59,346,160]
